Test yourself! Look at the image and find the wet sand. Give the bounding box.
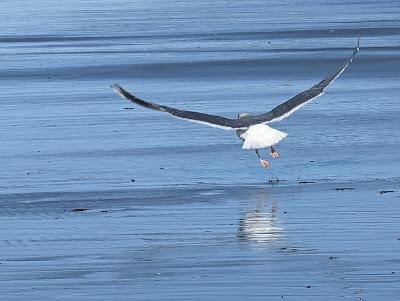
[1,0,400,300]
[1,180,399,300]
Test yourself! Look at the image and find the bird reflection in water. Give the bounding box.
[237,194,283,244]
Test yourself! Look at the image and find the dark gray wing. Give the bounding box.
[112,40,359,129]
[112,84,245,130]
[250,39,360,124]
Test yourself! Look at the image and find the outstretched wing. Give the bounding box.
[112,39,359,129]
[112,84,244,130]
[254,38,360,124]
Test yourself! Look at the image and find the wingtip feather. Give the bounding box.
[111,83,129,100]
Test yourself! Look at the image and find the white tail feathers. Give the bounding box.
[242,124,287,150]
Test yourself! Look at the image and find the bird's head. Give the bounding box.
[238,112,250,119]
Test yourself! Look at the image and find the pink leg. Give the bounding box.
[270,146,279,159]
[256,149,269,168]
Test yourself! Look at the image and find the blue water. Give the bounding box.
[0,0,399,193]
[0,1,400,300]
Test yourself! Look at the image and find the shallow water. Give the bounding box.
[1,181,399,300]
[0,0,399,300]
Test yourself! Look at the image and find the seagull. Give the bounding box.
[112,40,359,168]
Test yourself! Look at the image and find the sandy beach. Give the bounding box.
[1,0,399,299]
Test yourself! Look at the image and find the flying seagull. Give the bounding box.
[112,40,359,168]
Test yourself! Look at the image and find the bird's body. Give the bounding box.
[236,124,287,150]
[235,112,287,149]
[112,40,360,169]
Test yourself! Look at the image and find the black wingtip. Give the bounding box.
[348,37,360,63]
[111,83,123,95]
[111,83,132,102]
[111,84,166,112]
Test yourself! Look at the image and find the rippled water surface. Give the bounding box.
[0,1,399,300]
